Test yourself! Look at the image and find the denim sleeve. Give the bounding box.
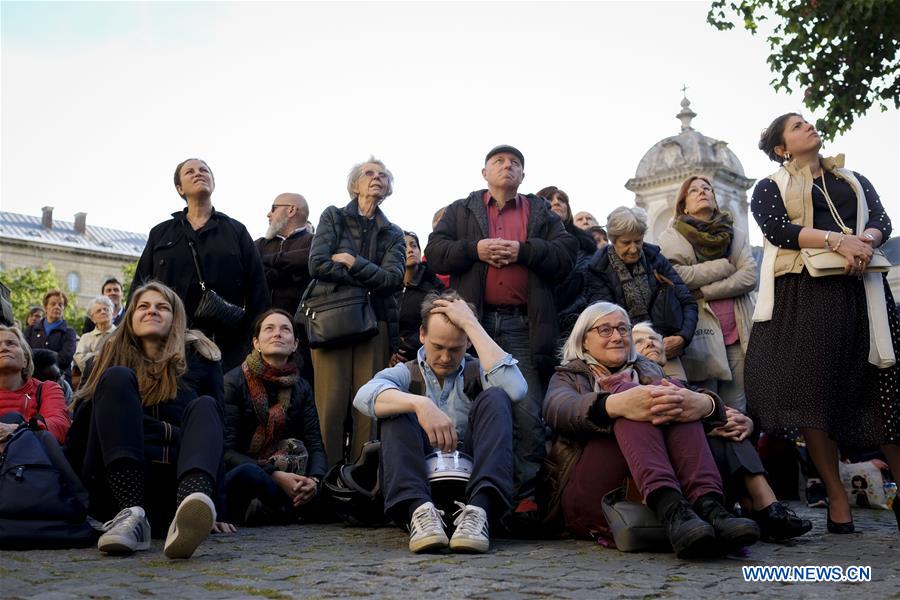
[352,362,413,418]
[481,353,528,403]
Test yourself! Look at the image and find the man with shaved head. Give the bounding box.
[256,193,315,381]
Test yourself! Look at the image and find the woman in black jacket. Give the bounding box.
[70,281,227,559]
[223,309,326,525]
[584,206,698,380]
[24,289,77,383]
[389,230,445,366]
[307,157,406,467]
[130,158,270,372]
[537,186,599,343]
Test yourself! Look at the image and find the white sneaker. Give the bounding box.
[164,492,216,559]
[97,506,151,554]
[450,502,490,553]
[408,501,448,553]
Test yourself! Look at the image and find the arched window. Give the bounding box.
[66,271,80,293]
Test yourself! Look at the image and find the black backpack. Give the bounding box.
[0,383,96,549]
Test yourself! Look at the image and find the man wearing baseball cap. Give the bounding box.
[425,145,576,523]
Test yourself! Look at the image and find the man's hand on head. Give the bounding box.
[429,298,477,331]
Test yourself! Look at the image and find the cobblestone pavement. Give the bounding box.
[2,503,898,599]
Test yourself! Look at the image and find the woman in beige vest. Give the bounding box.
[745,112,900,534]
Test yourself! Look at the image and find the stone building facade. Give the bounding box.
[0,207,147,310]
[625,96,755,243]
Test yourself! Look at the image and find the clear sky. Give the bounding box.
[2,1,898,246]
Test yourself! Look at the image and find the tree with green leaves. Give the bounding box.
[708,0,900,139]
[0,264,85,332]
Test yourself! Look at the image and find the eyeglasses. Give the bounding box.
[363,170,388,180]
[588,324,629,338]
[270,204,292,212]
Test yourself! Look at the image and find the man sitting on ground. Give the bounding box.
[354,289,526,553]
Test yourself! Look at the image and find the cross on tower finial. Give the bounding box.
[681,83,688,97]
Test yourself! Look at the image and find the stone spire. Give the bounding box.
[676,89,696,132]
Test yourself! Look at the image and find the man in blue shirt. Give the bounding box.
[354,289,526,553]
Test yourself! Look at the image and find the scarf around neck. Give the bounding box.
[608,247,651,322]
[242,350,300,462]
[673,211,734,262]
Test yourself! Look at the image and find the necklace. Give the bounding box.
[811,172,853,235]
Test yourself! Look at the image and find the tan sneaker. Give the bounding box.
[408,501,448,553]
[449,502,489,553]
[164,493,215,559]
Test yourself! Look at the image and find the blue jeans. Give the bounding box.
[481,309,546,497]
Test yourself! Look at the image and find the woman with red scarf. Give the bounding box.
[223,309,326,525]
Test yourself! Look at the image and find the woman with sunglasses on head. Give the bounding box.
[130,158,270,372]
[307,157,406,467]
[747,113,900,533]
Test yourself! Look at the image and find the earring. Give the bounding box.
[783,151,792,161]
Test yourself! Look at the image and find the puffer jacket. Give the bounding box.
[308,200,406,352]
[223,366,327,479]
[583,243,699,345]
[425,190,577,380]
[538,357,725,532]
[657,222,757,352]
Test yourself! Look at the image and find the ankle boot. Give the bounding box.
[752,502,812,542]
[694,495,760,550]
[656,496,717,559]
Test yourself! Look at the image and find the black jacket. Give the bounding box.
[255,229,313,316]
[425,190,577,379]
[308,200,406,351]
[24,319,77,379]
[67,345,225,482]
[130,208,270,368]
[395,263,446,361]
[223,366,327,479]
[555,223,599,338]
[584,243,699,344]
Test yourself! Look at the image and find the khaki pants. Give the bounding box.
[311,322,390,467]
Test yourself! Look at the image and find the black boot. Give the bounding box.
[752,502,813,542]
[651,488,717,559]
[694,494,760,550]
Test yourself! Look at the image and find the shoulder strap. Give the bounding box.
[28,381,47,431]
[178,220,208,291]
[404,360,425,397]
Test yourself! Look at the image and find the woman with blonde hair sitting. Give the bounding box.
[69,281,229,559]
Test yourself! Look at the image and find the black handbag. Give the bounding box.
[295,210,378,349]
[296,279,377,349]
[182,224,246,329]
[649,271,684,337]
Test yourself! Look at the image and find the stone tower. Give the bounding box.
[625,95,754,243]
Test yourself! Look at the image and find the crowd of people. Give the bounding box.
[0,111,898,562]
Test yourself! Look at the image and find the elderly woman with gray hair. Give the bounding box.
[307,157,406,466]
[583,206,698,379]
[540,302,758,558]
[74,295,118,372]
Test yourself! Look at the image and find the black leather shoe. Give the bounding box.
[752,502,813,542]
[659,499,717,559]
[826,506,855,534]
[694,496,760,549]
